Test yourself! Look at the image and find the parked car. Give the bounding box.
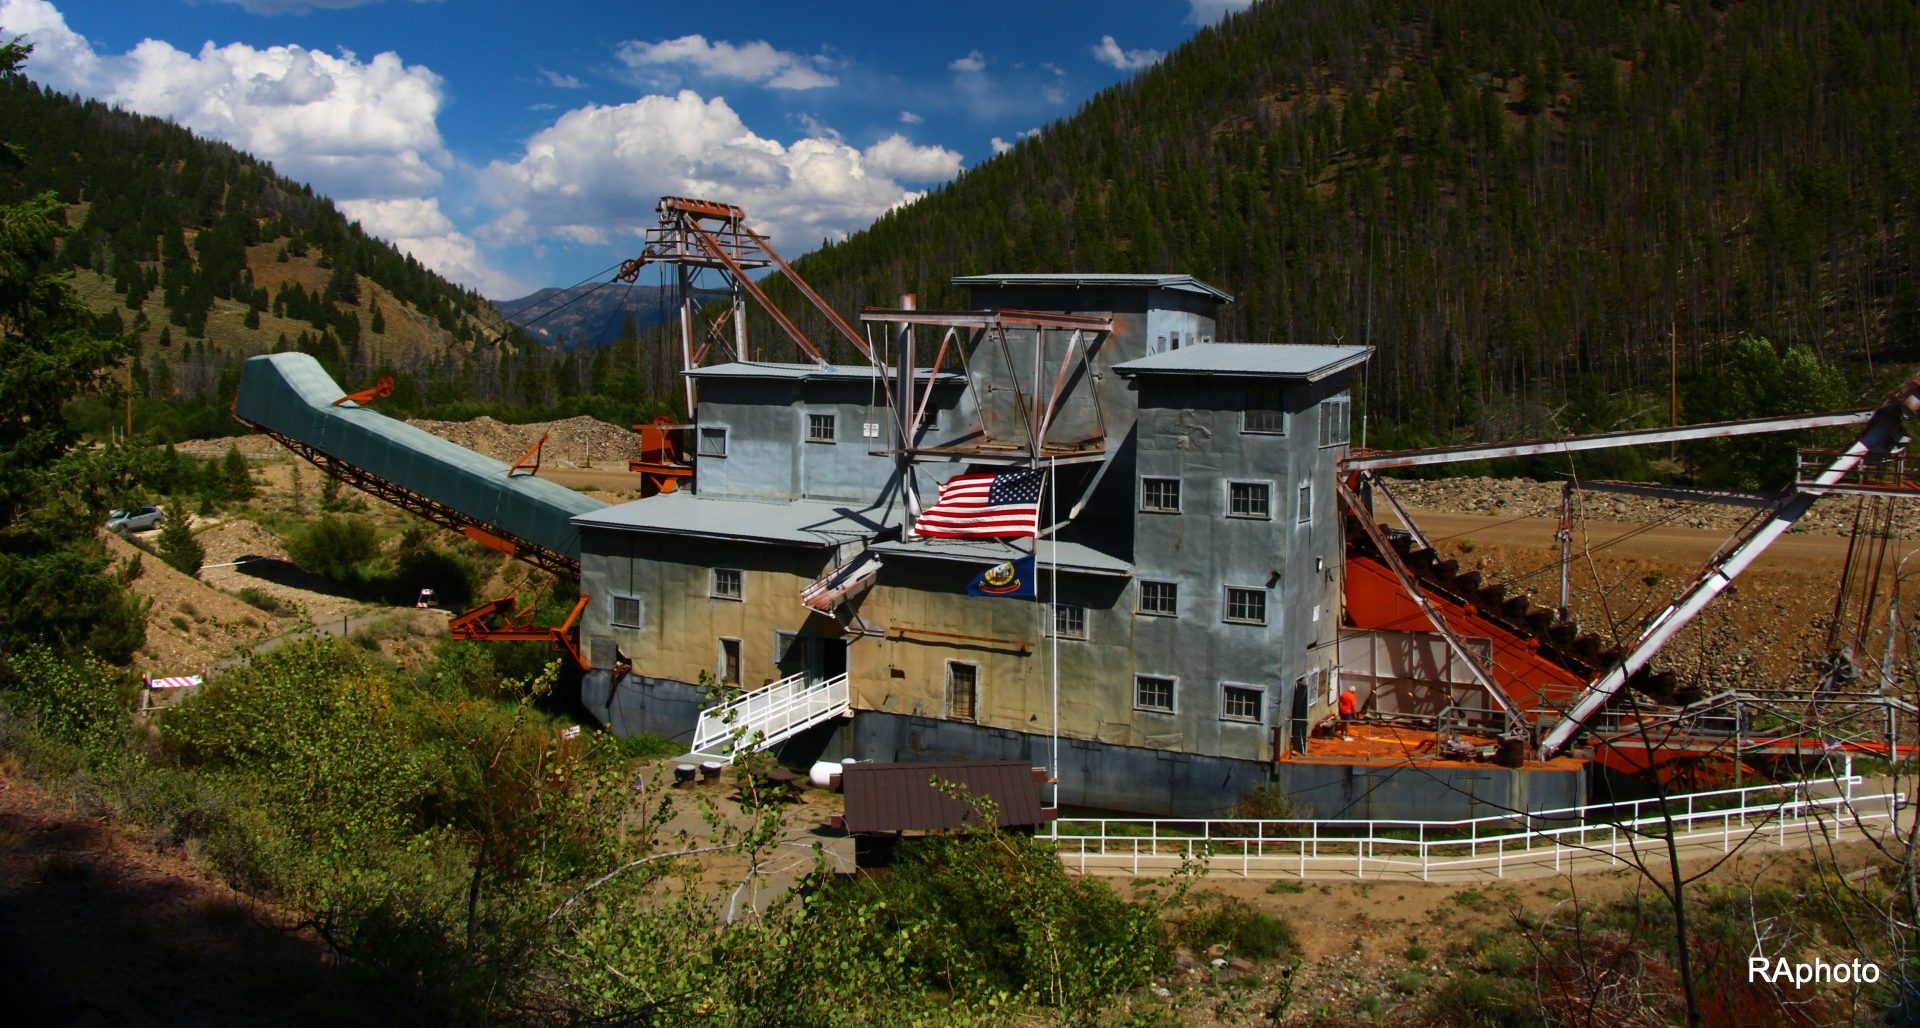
[105,505,165,533]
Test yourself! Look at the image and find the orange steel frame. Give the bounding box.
[448,594,591,671]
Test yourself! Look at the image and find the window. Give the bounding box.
[1052,604,1086,640]
[916,407,940,435]
[718,638,741,684]
[1228,481,1271,519]
[699,426,728,457]
[1135,675,1176,714]
[1141,477,1181,513]
[947,661,978,721]
[1297,482,1314,524]
[711,568,743,601]
[774,631,803,677]
[1225,586,1268,625]
[1243,383,1286,434]
[1318,393,1352,447]
[807,412,837,443]
[1138,580,1179,616]
[611,595,642,629]
[1222,684,1263,723]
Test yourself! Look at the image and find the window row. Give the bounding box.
[1239,386,1352,447]
[1133,675,1267,723]
[940,662,1271,726]
[1135,581,1271,625]
[1139,478,1313,523]
[695,411,946,457]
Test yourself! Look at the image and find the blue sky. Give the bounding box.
[2,0,1250,298]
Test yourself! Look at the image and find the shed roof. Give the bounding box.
[951,273,1233,303]
[1113,342,1373,382]
[574,492,891,546]
[685,361,962,383]
[840,760,1046,834]
[870,537,1131,577]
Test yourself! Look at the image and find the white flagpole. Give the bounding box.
[1049,456,1059,811]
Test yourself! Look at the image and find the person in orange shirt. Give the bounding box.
[1337,688,1358,739]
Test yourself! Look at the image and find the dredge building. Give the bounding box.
[571,273,1580,815]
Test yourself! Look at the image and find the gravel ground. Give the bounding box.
[1384,475,1920,538]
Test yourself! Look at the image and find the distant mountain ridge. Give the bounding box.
[495,283,677,350]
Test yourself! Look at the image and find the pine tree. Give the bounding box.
[157,511,203,577]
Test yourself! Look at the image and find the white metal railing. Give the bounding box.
[1044,777,1904,880]
[690,671,850,763]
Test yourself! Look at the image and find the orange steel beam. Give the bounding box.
[679,221,834,364]
[333,374,395,407]
[508,432,548,477]
[448,593,591,670]
[740,224,871,360]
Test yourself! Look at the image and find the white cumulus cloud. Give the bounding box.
[898,110,922,124]
[616,34,836,91]
[1092,35,1161,72]
[337,197,521,298]
[862,134,961,182]
[539,67,585,89]
[212,0,377,12]
[476,91,956,257]
[948,49,986,73]
[0,0,519,293]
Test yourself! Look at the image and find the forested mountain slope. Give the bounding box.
[0,72,652,431]
[777,0,1920,443]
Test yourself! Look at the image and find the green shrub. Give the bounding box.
[1179,893,1298,961]
[1424,973,1535,1027]
[284,514,380,582]
[236,587,298,618]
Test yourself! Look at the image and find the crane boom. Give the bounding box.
[1538,374,1920,756]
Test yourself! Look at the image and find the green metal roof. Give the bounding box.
[234,353,603,561]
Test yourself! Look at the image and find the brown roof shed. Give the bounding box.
[839,760,1048,835]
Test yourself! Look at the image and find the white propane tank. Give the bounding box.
[808,760,840,789]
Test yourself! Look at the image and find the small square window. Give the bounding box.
[947,661,978,721]
[1244,383,1286,435]
[1138,580,1178,616]
[611,595,642,628]
[1228,482,1271,519]
[699,426,728,457]
[916,407,939,434]
[1297,482,1314,524]
[1222,684,1263,723]
[1318,394,1352,447]
[1052,604,1086,640]
[1225,586,1267,625]
[711,568,743,601]
[1135,675,1176,713]
[1141,477,1181,513]
[807,412,837,443]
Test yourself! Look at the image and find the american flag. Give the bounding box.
[912,468,1045,539]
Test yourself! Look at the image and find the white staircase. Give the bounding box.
[690,671,850,763]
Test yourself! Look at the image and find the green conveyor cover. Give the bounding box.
[235,353,604,561]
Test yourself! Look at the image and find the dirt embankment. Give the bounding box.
[1382,476,1906,691]
[406,414,638,468]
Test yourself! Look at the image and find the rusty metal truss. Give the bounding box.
[260,428,580,578]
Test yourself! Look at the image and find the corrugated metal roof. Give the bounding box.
[573,491,892,546]
[840,760,1046,834]
[870,537,1132,577]
[234,354,603,560]
[1113,342,1373,381]
[685,361,962,382]
[950,273,1234,303]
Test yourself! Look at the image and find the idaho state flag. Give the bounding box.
[967,554,1036,598]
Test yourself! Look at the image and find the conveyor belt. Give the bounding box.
[233,353,603,575]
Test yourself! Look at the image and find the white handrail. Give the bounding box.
[1045,776,1902,881]
[691,671,850,762]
